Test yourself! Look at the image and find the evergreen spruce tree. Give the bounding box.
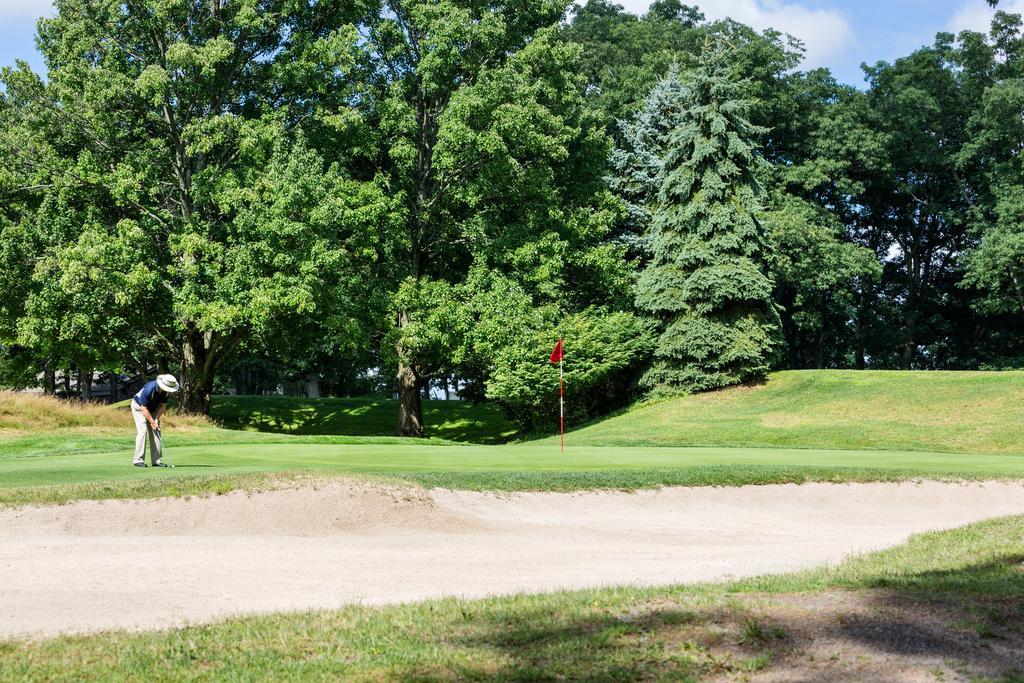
[635,42,779,393]
[608,65,687,257]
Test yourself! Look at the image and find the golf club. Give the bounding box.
[156,428,175,468]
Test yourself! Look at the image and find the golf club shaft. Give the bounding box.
[156,428,172,467]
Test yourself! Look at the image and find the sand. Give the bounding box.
[1,480,1023,639]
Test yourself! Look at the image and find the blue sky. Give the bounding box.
[0,0,1019,86]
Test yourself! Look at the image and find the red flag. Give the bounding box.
[549,339,563,364]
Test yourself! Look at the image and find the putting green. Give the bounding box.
[3,442,1024,490]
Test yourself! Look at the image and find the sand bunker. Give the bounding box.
[2,480,1023,638]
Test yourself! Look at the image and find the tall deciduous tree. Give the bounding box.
[839,20,1023,369]
[0,0,378,413]
[560,0,704,127]
[635,42,779,393]
[359,0,630,435]
[959,21,1024,317]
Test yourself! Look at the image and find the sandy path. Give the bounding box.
[1,480,1023,639]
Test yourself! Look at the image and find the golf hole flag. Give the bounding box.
[550,339,564,451]
[549,339,563,364]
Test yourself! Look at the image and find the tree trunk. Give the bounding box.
[394,308,425,436]
[395,361,425,437]
[902,251,921,371]
[63,369,71,395]
[179,330,215,414]
[854,287,867,370]
[43,366,56,396]
[108,372,120,403]
[305,370,321,398]
[79,368,92,402]
[816,292,831,369]
[901,312,917,370]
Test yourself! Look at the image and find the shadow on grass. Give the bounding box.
[446,604,723,680]
[381,553,1024,681]
[208,395,516,444]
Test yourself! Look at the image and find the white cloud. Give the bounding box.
[613,0,853,69]
[947,0,1024,34]
[0,0,53,20]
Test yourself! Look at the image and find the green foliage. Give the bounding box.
[480,307,654,430]
[560,0,705,126]
[607,65,687,256]
[354,5,638,433]
[765,193,880,367]
[635,43,779,394]
[1,0,1023,421]
[0,0,381,411]
[961,79,1024,315]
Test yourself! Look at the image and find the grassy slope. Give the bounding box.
[2,514,1021,681]
[558,370,1024,454]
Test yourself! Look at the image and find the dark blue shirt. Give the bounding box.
[133,380,167,413]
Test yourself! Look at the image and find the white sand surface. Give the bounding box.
[1,480,1022,639]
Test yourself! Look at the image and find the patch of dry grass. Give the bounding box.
[0,391,213,436]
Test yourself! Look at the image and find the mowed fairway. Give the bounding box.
[4,442,1024,501]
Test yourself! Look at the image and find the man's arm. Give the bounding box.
[139,404,158,430]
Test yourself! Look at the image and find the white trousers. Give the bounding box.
[131,402,163,465]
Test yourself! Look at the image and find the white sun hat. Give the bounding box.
[156,374,180,393]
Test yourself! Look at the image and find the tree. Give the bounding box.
[0,0,377,413]
[961,77,1024,314]
[849,41,977,368]
[609,57,882,372]
[838,18,1023,369]
[357,1,632,435]
[765,194,880,368]
[607,65,687,258]
[635,41,779,393]
[559,0,704,128]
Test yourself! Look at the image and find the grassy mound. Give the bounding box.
[559,370,1024,454]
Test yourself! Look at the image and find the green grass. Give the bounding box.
[557,370,1024,454]
[2,441,1024,505]
[2,514,1021,681]
[210,394,517,444]
[5,370,1024,505]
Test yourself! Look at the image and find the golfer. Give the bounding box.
[131,374,179,467]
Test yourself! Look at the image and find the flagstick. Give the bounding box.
[559,338,564,453]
